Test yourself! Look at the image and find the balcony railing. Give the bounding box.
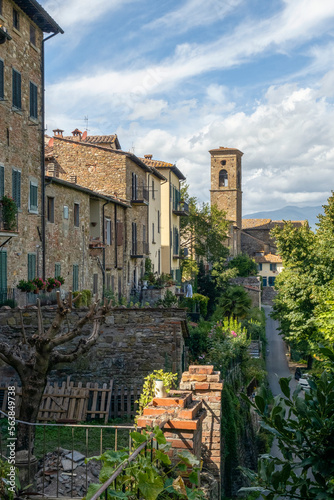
[0,203,19,234]
[130,241,149,258]
[172,200,189,216]
[131,187,149,205]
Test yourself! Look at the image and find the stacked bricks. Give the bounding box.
[179,366,223,488]
[137,390,206,473]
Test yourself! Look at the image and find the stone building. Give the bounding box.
[45,176,129,298]
[210,147,243,256]
[0,0,62,305]
[45,130,169,296]
[140,155,188,282]
[145,166,166,275]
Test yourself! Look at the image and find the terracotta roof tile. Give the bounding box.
[254,253,282,263]
[139,157,174,168]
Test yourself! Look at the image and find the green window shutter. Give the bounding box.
[12,169,21,208]
[12,69,21,109]
[27,253,36,281]
[0,59,4,100]
[73,264,79,292]
[0,251,7,292]
[30,182,38,211]
[0,165,4,198]
[29,82,38,119]
[55,263,61,278]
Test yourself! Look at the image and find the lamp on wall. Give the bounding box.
[0,25,12,44]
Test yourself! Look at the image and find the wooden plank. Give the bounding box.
[100,383,107,421]
[104,380,113,423]
[90,383,99,419]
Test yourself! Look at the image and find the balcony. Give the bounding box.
[131,187,149,206]
[172,201,189,216]
[89,237,106,257]
[130,241,149,258]
[0,203,19,238]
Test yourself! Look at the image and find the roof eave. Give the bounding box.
[13,0,64,34]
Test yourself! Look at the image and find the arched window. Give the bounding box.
[219,169,228,187]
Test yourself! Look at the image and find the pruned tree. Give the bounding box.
[0,292,111,452]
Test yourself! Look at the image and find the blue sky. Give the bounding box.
[41,0,334,214]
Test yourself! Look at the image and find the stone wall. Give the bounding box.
[0,0,45,290]
[262,286,277,305]
[0,306,189,387]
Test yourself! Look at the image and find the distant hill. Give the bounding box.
[243,205,324,230]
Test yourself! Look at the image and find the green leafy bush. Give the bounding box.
[73,289,92,307]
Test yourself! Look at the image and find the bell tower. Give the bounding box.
[209,147,243,256]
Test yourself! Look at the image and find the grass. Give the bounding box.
[0,418,133,459]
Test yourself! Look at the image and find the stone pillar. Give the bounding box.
[137,390,206,473]
[179,365,223,489]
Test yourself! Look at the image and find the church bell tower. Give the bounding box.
[209,147,243,256]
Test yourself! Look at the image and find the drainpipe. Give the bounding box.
[41,32,60,280]
[114,204,118,269]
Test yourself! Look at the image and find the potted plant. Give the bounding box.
[17,280,34,293]
[55,275,65,285]
[0,195,18,231]
[46,277,61,292]
[135,369,178,425]
[32,277,46,291]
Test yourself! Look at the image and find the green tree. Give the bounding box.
[212,285,251,320]
[240,352,334,499]
[180,184,229,263]
[227,252,258,277]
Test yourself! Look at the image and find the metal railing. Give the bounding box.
[131,187,149,203]
[0,410,135,498]
[90,419,168,500]
[172,200,189,214]
[130,241,149,257]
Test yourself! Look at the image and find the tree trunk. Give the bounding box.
[17,367,49,452]
[307,354,313,370]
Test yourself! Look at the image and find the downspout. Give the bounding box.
[41,32,60,280]
[114,204,118,269]
[102,200,111,298]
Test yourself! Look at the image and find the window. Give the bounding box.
[93,274,98,295]
[106,273,111,291]
[131,173,138,200]
[30,25,36,45]
[12,69,21,109]
[219,169,228,187]
[12,169,21,208]
[0,165,4,198]
[269,276,276,287]
[73,264,79,292]
[221,160,226,166]
[63,205,69,219]
[105,218,111,245]
[13,8,19,30]
[151,179,155,199]
[258,263,262,271]
[0,250,7,297]
[55,263,61,278]
[132,222,137,255]
[270,263,277,272]
[27,254,36,281]
[158,250,160,275]
[29,82,38,119]
[152,223,155,243]
[29,181,38,212]
[47,197,54,222]
[157,210,160,233]
[0,0,3,16]
[74,203,79,227]
[262,276,267,287]
[0,59,4,100]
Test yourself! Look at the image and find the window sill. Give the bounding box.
[12,107,23,115]
[0,14,5,23]
[29,209,39,215]
[30,42,40,53]
[28,116,39,124]
[12,27,21,36]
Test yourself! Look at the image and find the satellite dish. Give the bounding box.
[82,131,87,140]
[48,138,54,147]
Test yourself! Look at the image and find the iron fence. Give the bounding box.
[0,410,135,498]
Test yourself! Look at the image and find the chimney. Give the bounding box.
[71,128,82,141]
[53,129,64,137]
[70,173,77,184]
[144,154,153,160]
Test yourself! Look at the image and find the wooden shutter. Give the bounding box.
[12,69,21,109]
[0,60,4,100]
[29,82,38,119]
[12,169,21,208]
[116,222,123,246]
[27,253,36,281]
[55,263,61,278]
[0,165,4,198]
[0,251,7,292]
[73,264,79,291]
[30,182,38,211]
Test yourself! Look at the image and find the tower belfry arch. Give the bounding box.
[209,147,243,256]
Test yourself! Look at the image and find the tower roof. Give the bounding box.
[209,147,243,156]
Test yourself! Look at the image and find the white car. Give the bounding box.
[298,378,310,391]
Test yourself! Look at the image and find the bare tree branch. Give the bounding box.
[37,299,44,336]
[50,319,101,365]
[19,309,27,344]
[0,342,25,374]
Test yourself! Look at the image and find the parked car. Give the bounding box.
[298,378,310,391]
